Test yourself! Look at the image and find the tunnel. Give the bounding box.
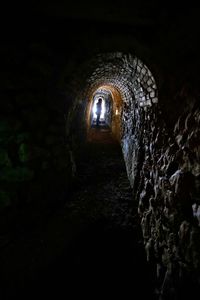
[68,52,158,186]
[0,2,200,299]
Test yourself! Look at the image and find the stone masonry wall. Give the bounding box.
[129,101,200,298]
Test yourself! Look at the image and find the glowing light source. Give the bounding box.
[92,98,106,120]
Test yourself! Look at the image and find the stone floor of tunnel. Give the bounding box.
[0,139,157,299]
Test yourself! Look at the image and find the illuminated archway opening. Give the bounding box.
[80,53,158,147]
[86,84,123,142]
[92,97,106,123]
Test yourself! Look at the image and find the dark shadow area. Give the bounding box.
[28,224,155,299]
[0,3,200,300]
[0,141,157,299]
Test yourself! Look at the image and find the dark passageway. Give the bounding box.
[30,139,155,298]
[0,2,200,299]
[1,135,155,298]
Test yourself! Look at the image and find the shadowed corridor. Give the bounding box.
[0,3,200,299]
[0,131,156,299]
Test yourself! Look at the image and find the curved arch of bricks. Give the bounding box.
[85,52,158,109]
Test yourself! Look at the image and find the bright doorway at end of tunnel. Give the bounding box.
[89,87,113,130]
[87,84,122,143]
[92,97,106,127]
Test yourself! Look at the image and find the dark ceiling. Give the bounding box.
[1,1,199,74]
[1,1,199,35]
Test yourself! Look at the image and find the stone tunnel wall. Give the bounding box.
[123,80,200,297]
[136,101,200,298]
[117,54,200,296]
[120,56,158,188]
[74,52,200,297]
